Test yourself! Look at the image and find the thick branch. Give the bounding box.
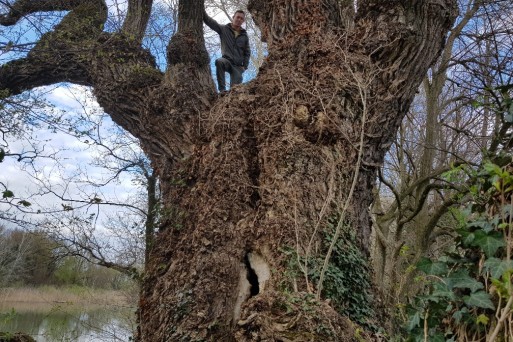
[121,0,153,44]
[379,165,458,222]
[0,56,90,96]
[419,196,459,248]
[356,0,458,88]
[248,0,354,44]
[0,0,163,145]
[166,0,209,69]
[397,182,455,228]
[0,0,108,95]
[0,0,84,26]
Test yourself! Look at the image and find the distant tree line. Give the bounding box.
[0,226,132,290]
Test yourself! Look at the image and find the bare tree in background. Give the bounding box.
[371,0,513,312]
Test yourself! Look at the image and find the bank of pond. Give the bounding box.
[0,287,136,342]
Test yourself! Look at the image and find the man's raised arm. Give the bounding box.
[203,10,221,34]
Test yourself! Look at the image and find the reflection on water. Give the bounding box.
[0,302,135,341]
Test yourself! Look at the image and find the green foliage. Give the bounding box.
[285,219,378,330]
[316,227,376,329]
[0,308,17,328]
[403,159,513,341]
[54,256,85,286]
[2,190,14,199]
[0,228,132,289]
[17,200,31,207]
[0,230,58,286]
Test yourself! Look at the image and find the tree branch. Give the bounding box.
[397,182,455,228]
[0,56,91,96]
[166,0,210,69]
[0,0,108,95]
[0,0,164,149]
[0,0,85,26]
[248,0,354,45]
[121,0,153,44]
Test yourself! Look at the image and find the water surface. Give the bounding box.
[0,301,135,341]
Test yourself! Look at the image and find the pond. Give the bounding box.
[0,301,136,342]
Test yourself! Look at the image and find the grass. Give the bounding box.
[0,286,134,307]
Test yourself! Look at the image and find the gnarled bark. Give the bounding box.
[0,0,457,340]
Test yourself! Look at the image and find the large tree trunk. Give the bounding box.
[138,1,458,340]
[0,0,457,340]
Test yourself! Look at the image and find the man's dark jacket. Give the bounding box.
[203,13,251,69]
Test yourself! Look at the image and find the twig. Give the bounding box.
[488,295,513,341]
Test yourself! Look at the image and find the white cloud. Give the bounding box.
[0,84,145,234]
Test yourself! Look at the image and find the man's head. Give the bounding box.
[232,10,245,30]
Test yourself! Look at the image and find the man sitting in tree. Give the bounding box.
[203,9,251,93]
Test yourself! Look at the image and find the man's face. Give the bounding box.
[232,12,245,29]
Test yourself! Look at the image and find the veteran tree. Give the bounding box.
[0,0,457,340]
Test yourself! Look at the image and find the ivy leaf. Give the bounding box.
[452,308,469,324]
[476,314,489,325]
[445,270,483,292]
[406,311,420,331]
[468,219,494,233]
[464,291,495,310]
[484,163,504,177]
[460,230,475,246]
[429,333,445,342]
[502,204,513,218]
[452,310,462,323]
[2,190,14,198]
[483,163,502,176]
[417,258,448,276]
[473,233,505,257]
[483,258,513,279]
[431,288,455,301]
[17,200,31,207]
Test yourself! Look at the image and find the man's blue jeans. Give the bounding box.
[215,57,243,92]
